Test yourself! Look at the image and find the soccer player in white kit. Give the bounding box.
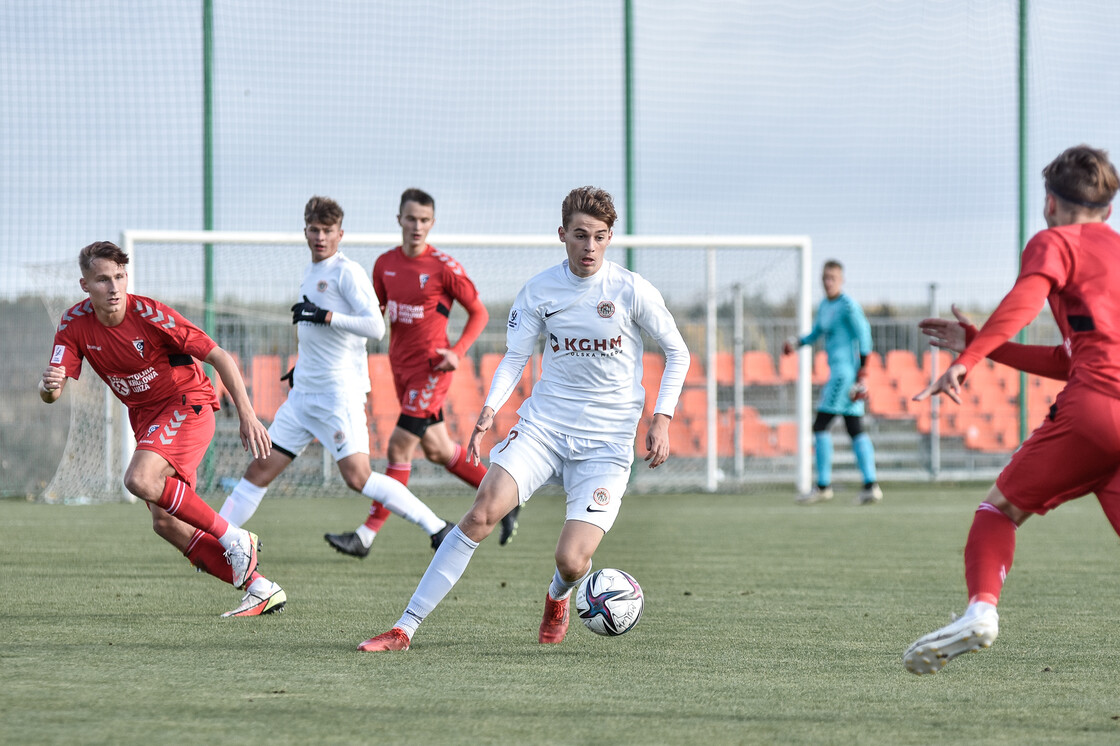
[219,196,452,561]
[357,186,689,651]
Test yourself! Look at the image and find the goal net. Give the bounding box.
[38,230,811,503]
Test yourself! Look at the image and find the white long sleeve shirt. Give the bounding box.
[293,252,384,394]
[486,259,689,444]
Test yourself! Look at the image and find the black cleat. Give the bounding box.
[430,522,453,551]
[324,531,370,559]
[499,504,520,546]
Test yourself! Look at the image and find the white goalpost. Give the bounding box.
[50,229,812,503]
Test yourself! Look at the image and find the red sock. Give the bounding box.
[964,502,1017,606]
[185,529,235,585]
[363,463,410,531]
[445,443,487,488]
[385,462,411,486]
[158,477,229,538]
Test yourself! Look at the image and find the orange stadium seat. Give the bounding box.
[446,357,483,415]
[211,351,242,407]
[249,354,286,421]
[742,350,779,385]
[684,354,706,388]
[714,352,735,386]
[367,354,399,417]
[642,352,666,416]
[774,420,798,455]
[778,350,800,383]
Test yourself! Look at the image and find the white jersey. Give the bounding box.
[497,259,689,443]
[293,252,382,394]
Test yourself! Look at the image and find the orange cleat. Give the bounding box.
[358,627,411,652]
[538,593,570,644]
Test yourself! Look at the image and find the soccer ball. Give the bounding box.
[575,568,644,636]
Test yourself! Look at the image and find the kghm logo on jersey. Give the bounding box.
[597,300,616,318]
[549,333,624,357]
[317,280,328,292]
[593,487,611,506]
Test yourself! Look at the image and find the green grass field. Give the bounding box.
[3,484,1120,745]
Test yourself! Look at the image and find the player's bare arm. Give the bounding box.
[918,304,973,354]
[435,295,490,371]
[466,406,496,466]
[205,347,271,460]
[644,413,672,468]
[39,365,67,403]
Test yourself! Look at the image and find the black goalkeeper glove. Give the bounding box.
[291,295,329,324]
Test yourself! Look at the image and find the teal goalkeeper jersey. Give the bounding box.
[800,293,873,381]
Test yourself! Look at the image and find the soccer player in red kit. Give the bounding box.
[904,144,1120,674]
[40,241,284,618]
[325,188,518,557]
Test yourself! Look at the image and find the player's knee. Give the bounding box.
[554,552,591,582]
[122,469,162,502]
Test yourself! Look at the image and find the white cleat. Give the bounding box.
[858,483,883,505]
[796,485,833,505]
[903,606,999,675]
[225,530,260,590]
[222,580,286,618]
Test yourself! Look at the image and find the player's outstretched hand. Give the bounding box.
[432,347,459,372]
[291,295,329,324]
[644,413,671,468]
[913,362,967,404]
[918,304,973,354]
[239,414,272,460]
[466,407,495,466]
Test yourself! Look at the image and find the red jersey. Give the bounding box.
[50,294,220,432]
[1019,222,1120,398]
[373,244,480,370]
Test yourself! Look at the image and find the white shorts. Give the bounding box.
[488,417,634,532]
[268,389,370,461]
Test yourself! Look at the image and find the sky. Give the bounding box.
[4,0,1120,311]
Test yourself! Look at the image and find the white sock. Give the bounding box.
[361,472,444,535]
[549,563,591,601]
[218,479,268,528]
[247,575,274,595]
[965,600,998,619]
[394,526,479,637]
[217,524,244,551]
[355,524,377,547]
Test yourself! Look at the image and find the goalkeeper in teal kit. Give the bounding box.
[782,260,882,505]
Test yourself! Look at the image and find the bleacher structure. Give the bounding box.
[43,229,821,503]
[43,229,1068,504]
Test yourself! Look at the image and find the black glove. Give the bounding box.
[291,295,328,324]
[280,367,295,389]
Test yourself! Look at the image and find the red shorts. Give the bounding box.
[132,403,216,489]
[394,365,453,419]
[997,383,1120,515]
